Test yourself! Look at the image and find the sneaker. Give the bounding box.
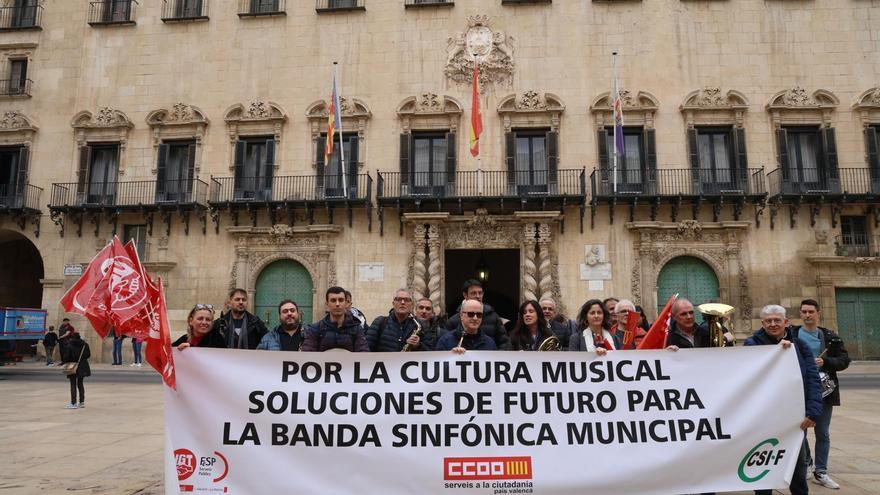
[137,363,142,367]
[65,403,78,409]
[806,461,814,479]
[78,402,85,408]
[813,472,840,489]
[130,363,137,367]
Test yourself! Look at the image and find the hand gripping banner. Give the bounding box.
[164,347,805,494]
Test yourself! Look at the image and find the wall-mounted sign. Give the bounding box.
[63,264,84,277]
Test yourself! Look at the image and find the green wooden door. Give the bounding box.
[835,288,880,360]
[255,259,313,329]
[657,256,720,315]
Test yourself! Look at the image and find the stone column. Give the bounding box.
[412,224,428,301]
[522,223,538,301]
[537,222,553,300]
[427,224,442,314]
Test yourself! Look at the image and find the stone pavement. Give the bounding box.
[1,361,878,495]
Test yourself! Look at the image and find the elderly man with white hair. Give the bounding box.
[611,298,645,350]
[743,304,823,495]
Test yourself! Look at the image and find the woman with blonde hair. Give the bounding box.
[173,304,227,350]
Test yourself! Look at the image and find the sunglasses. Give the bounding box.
[464,311,484,319]
[194,304,214,312]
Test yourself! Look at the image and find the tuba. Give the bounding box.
[537,335,562,351]
[402,314,422,352]
[697,303,735,347]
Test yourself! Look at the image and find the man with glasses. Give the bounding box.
[213,288,268,350]
[744,304,822,495]
[366,289,431,352]
[609,299,645,350]
[436,299,497,352]
[444,279,510,350]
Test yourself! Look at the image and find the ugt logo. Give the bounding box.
[101,256,147,311]
[444,456,532,481]
[174,448,196,481]
[738,438,787,483]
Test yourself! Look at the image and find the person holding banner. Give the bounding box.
[509,300,553,351]
[444,279,511,350]
[257,300,305,352]
[302,287,369,352]
[366,289,430,352]
[173,304,227,350]
[415,297,445,344]
[435,299,497,353]
[610,299,644,350]
[569,299,619,355]
[745,304,822,495]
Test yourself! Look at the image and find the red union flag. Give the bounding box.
[145,278,176,389]
[638,293,678,350]
[60,241,115,337]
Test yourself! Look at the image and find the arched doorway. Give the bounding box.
[254,259,313,329]
[657,256,719,313]
[0,229,44,356]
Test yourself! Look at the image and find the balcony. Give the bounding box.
[0,4,43,31]
[88,0,137,26]
[238,0,285,16]
[834,234,880,258]
[378,169,585,203]
[162,0,208,22]
[0,183,41,212]
[316,0,365,13]
[404,0,453,8]
[0,78,32,97]
[767,168,880,199]
[589,168,766,199]
[50,179,208,209]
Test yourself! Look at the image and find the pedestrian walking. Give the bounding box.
[42,326,58,366]
[62,334,90,409]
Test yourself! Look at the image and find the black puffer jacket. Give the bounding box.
[212,311,268,350]
[366,312,431,352]
[435,328,497,351]
[445,302,511,350]
[302,314,369,352]
[172,328,228,349]
[790,326,850,406]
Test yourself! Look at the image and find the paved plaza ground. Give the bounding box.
[0,360,878,495]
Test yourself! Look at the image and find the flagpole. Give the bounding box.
[334,62,348,198]
[475,59,483,196]
[612,51,618,194]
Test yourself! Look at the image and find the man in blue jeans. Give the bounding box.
[745,304,823,495]
[111,332,125,365]
[792,299,850,490]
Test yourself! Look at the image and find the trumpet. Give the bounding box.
[698,303,735,347]
[402,313,422,352]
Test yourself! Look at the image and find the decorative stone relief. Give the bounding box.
[497,92,565,132]
[0,110,34,130]
[522,223,538,302]
[427,224,442,313]
[680,88,749,127]
[767,87,839,128]
[412,224,428,301]
[445,15,515,89]
[444,210,523,249]
[590,91,660,128]
[396,94,463,133]
[537,223,553,300]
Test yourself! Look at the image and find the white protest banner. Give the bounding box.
[164,346,805,495]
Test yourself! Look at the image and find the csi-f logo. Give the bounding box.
[738,438,786,482]
[174,448,196,481]
[444,456,532,481]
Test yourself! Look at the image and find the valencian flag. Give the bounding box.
[638,293,678,350]
[60,236,176,389]
[324,71,343,164]
[470,61,483,157]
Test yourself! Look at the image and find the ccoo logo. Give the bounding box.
[738,438,787,483]
[444,456,532,481]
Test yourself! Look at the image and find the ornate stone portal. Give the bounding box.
[228,225,340,313]
[404,210,562,316]
[629,220,752,332]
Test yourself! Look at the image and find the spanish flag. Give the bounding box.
[469,62,483,157]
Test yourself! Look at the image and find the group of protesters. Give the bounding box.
[172,278,850,495]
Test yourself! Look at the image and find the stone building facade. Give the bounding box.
[0,0,877,360]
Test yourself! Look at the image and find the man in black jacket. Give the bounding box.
[540,297,574,351]
[444,279,510,350]
[213,288,268,350]
[792,299,850,490]
[665,299,734,350]
[436,299,497,352]
[42,326,58,366]
[366,289,430,352]
[416,297,444,346]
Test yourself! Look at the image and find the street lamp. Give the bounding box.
[475,252,490,282]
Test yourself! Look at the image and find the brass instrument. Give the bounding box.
[402,313,422,352]
[537,335,562,351]
[698,303,735,347]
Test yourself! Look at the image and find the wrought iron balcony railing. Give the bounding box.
[316,0,365,13]
[767,168,880,197]
[404,0,453,8]
[88,0,137,26]
[49,179,208,208]
[0,4,43,31]
[0,78,32,97]
[835,234,880,257]
[162,0,208,21]
[0,183,41,211]
[238,0,285,16]
[377,169,586,200]
[209,174,372,203]
[589,168,766,199]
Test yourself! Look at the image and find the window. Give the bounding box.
[0,146,27,207]
[865,125,880,194]
[11,0,39,28]
[249,0,280,13]
[233,138,275,201]
[7,59,27,96]
[686,127,748,194]
[403,132,452,195]
[840,216,869,257]
[123,224,148,261]
[776,126,839,194]
[504,129,558,195]
[103,0,133,23]
[317,133,358,199]
[598,127,654,194]
[77,144,120,204]
[156,140,196,203]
